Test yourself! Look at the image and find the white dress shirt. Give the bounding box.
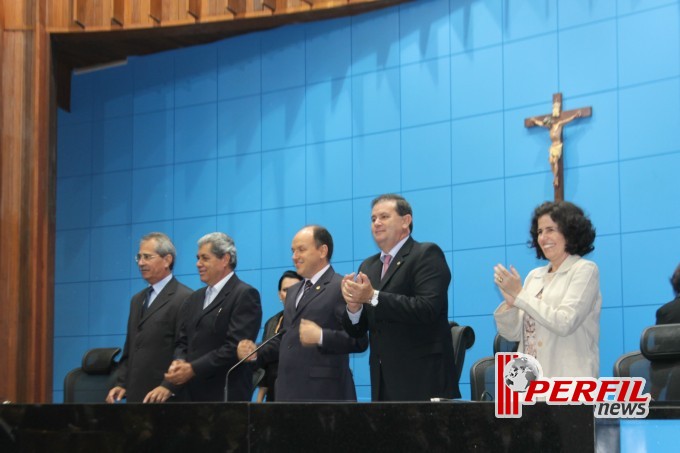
[147,273,173,308]
[203,271,234,309]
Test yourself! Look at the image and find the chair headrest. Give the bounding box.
[450,322,476,350]
[494,334,519,354]
[640,324,680,361]
[460,326,475,350]
[81,348,121,374]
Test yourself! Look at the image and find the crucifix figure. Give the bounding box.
[524,93,592,201]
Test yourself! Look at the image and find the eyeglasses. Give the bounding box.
[135,253,158,263]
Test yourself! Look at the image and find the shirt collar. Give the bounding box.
[210,271,234,295]
[150,273,173,295]
[535,254,582,276]
[381,235,410,261]
[308,264,330,285]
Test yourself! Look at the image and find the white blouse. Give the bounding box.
[494,254,602,378]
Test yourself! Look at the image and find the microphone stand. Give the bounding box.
[224,330,282,402]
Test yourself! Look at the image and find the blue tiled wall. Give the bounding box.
[55,0,680,402]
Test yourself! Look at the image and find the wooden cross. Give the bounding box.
[524,93,592,201]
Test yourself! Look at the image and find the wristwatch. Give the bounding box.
[370,290,379,306]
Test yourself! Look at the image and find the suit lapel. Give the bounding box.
[139,278,176,325]
[197,274,238,325]
[363,256,382,288]
[291,267,333,322]
[377,237,413,290]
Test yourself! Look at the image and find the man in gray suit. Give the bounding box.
[238,225,368,401]
[106,232,192,403]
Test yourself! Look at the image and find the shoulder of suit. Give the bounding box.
[363,252,382,264]
[328,271,344,285]
[410,241,446,258]
[234,277,259,292]
[131,287,148,300]
[176,281,193,294]
[564,256,599,275]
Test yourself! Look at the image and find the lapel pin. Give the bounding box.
[316,286,321,290]
[397,261,402,266]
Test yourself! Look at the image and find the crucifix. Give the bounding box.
[524,93,592,201]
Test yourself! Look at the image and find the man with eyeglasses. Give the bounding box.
[106,232,193,403]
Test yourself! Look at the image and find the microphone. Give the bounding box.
[224,330,283,402]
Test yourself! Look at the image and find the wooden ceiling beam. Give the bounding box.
[51,0,409,111]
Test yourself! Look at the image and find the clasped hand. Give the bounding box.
[164,359,194,385]
[237,340,257,361]
[341,272,374,313]
[493,264,522,306]
[299,319,321,346]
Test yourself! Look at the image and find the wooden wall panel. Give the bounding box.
[0,0,55,403]
[46,0,72,29]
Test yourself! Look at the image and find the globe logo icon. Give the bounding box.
[503,355,542,393]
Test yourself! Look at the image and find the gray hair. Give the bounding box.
[198,232,238,269]
[140,232,177,270]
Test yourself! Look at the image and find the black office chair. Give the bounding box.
[469,356,496,401]
[493,333,519,354]
[63,347,121,403]
[449,321,476,388]
[614,323,680,401]
[469,334,519,401]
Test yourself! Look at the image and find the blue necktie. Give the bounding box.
[142,287,154,315]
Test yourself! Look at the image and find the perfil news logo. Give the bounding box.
[495,353,651,419]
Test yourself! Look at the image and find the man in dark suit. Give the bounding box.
[238,226,368,401]
[656,263,680,325]
[164,232,262,402]
[254,270,303,402]
[106,232,192,403]
[341,194,457,401]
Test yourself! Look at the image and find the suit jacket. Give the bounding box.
[258,310,283,401]
[343,237,457,401]
[114,277,193,402]
[175,274,262,402]
[258,266,368,402]
[494,255,601,378]
[656,296,680,325]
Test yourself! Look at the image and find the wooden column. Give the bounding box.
[0,0,56,403]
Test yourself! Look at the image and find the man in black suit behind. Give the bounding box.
[342,194,457,401]
[238,225,368,401]
[106,232,193,403]
[656,263,680,325]
[165,232,262,402]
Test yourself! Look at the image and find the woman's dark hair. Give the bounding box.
[278,270,303,291]
[529,201,596,260]
[671,264,680,296]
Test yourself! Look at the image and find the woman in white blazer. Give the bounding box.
[493,201,601,378]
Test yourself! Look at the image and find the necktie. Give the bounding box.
[381,254,392,279]
[203,286,213,310]
[142,287,154,315]
[303,279,313,294]
[296,280,313,309]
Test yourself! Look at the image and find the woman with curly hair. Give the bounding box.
[493,201,601,377]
